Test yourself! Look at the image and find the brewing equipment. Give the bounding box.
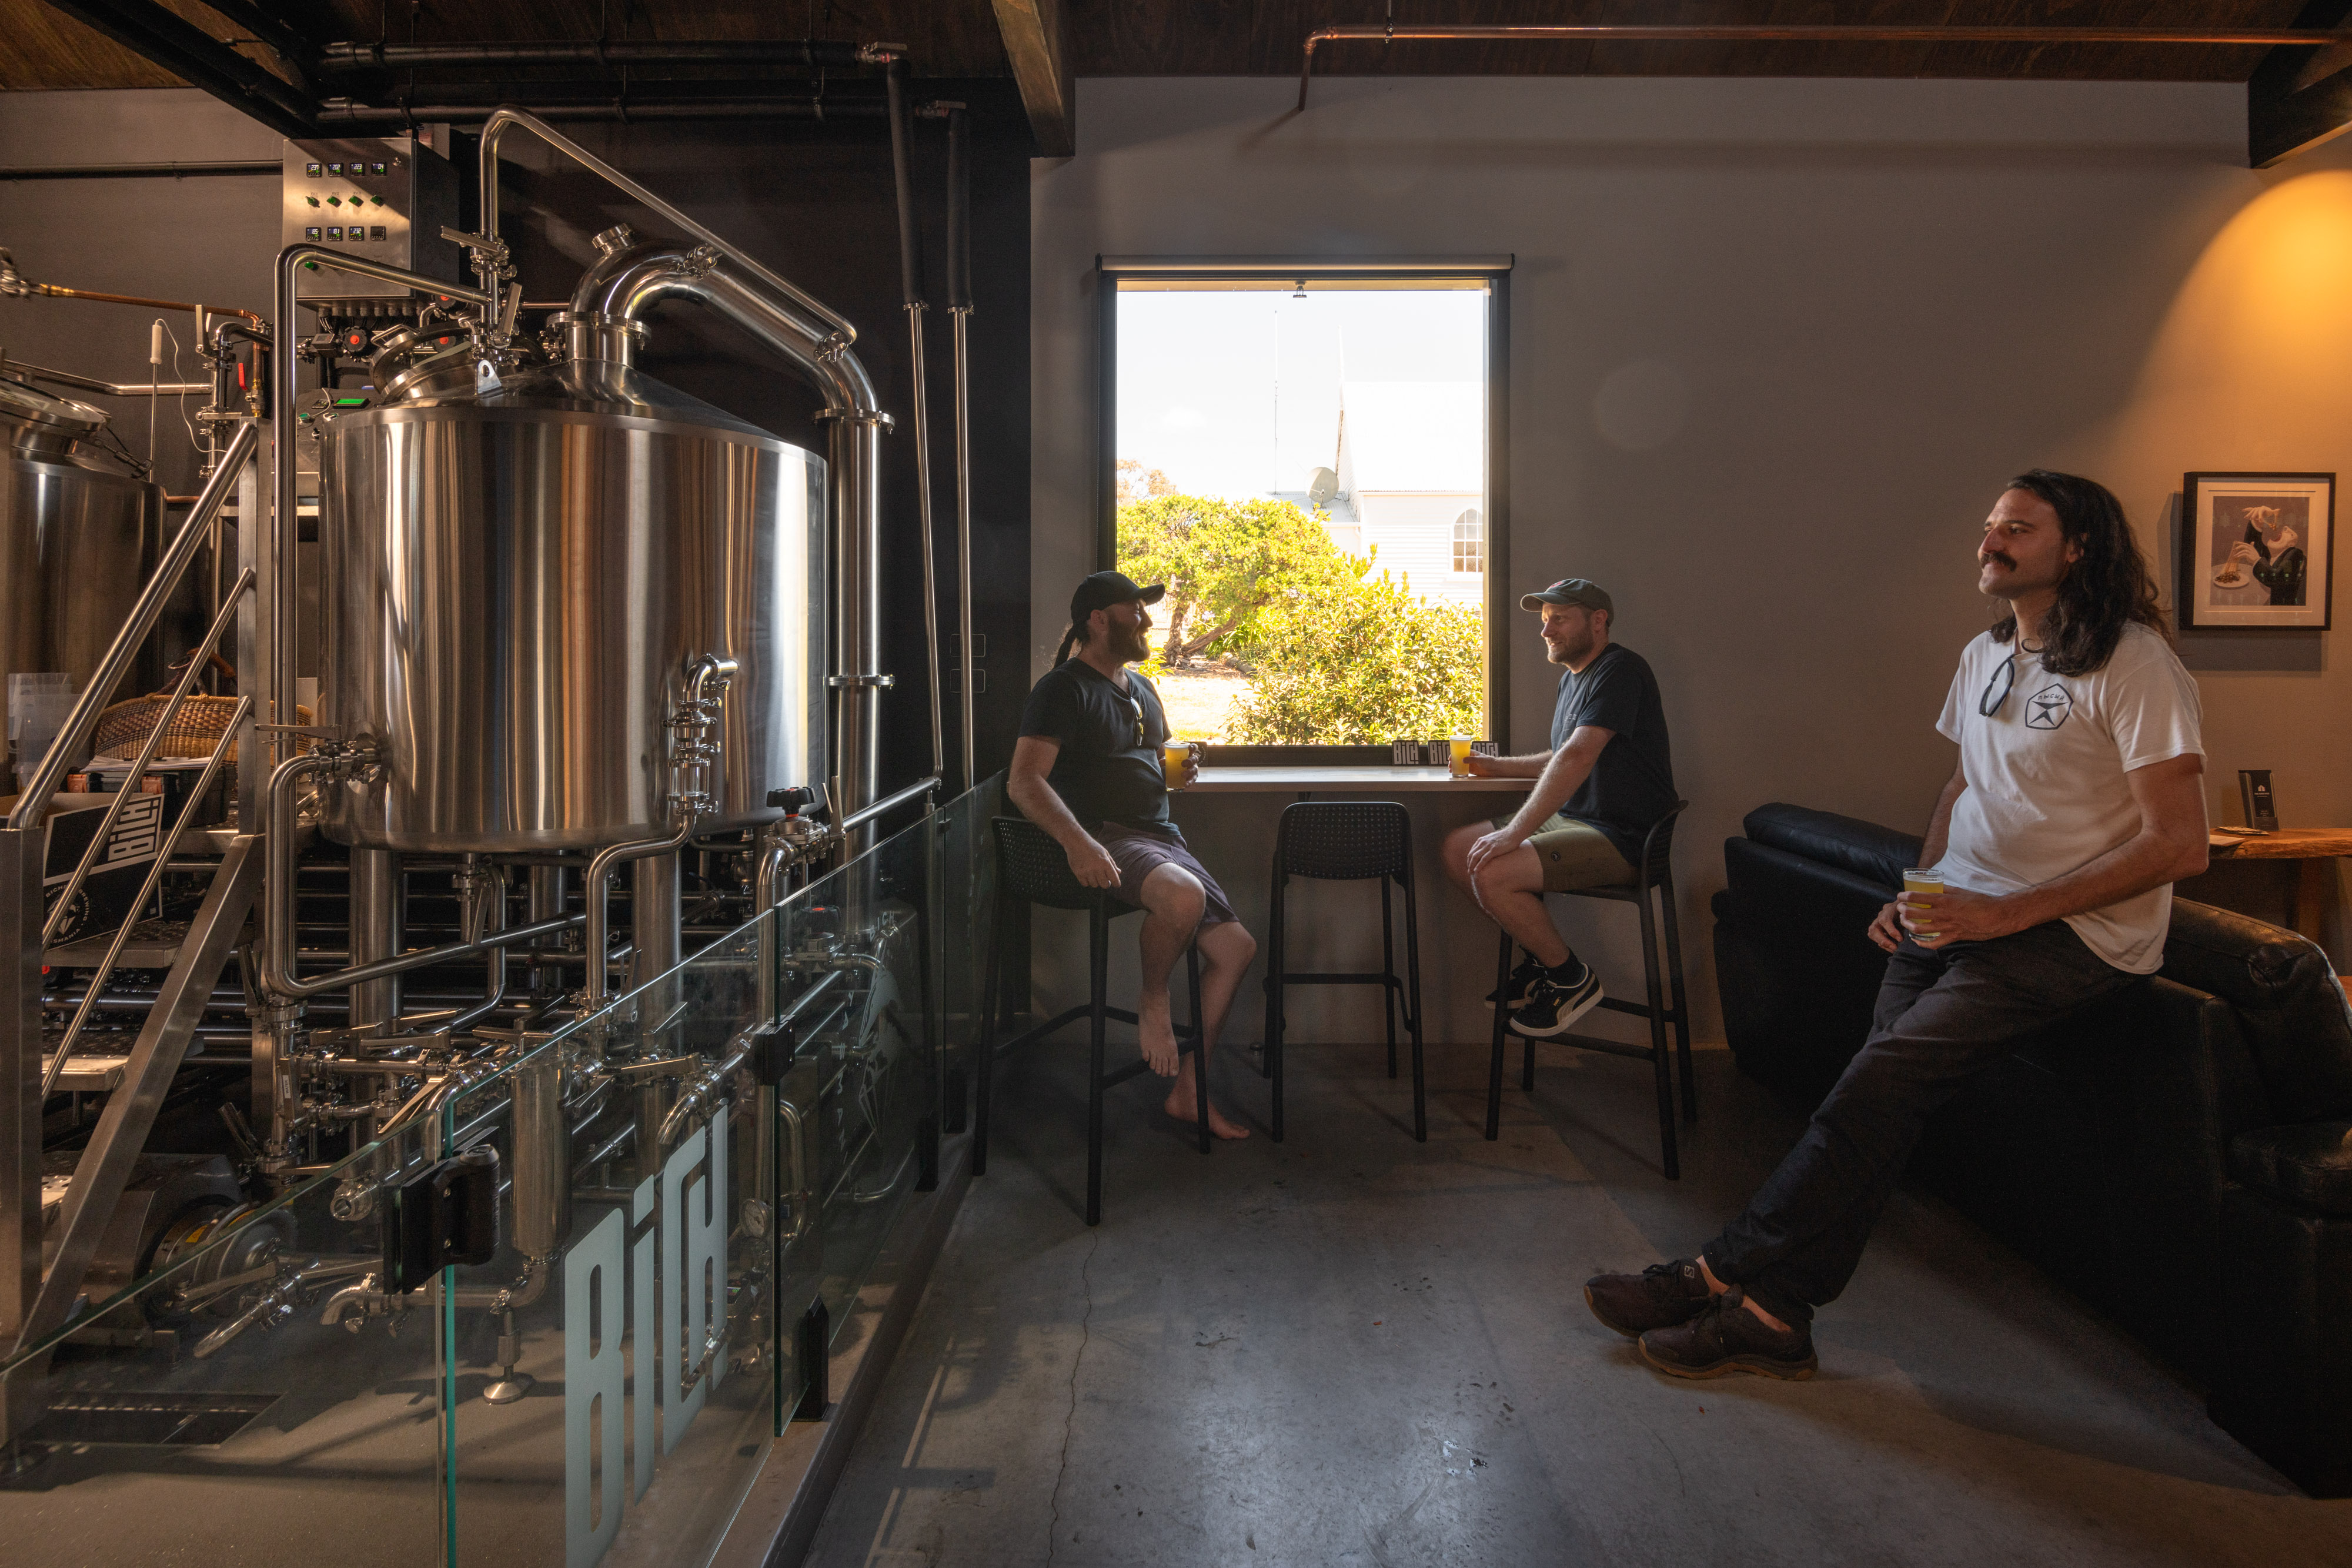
[0,373,161,751]
[313,359,827,850]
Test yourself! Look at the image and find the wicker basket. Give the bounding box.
[92,694,312,765]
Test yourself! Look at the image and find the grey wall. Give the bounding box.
[1030,76,2352,1052]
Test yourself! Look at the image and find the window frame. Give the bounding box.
[1095,255,1515,763]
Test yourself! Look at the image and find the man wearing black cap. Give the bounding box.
[1007,571,1258,1139]
[1442,578,1677,1038]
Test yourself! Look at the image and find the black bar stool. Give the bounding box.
[1485,801,1695,1178]
[1262,800,1426,1143]
[975,817,1209,1226]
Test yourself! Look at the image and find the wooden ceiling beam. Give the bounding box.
[992,0,1072,157]
[2251,1,2352,165]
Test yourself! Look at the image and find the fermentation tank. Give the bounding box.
[0,373,159,724]
[315,358,827,850]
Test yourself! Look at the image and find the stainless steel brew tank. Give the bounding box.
[315,363,826,851]
[0,376,160,727]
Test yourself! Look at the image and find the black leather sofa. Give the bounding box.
[1713,803,2352,1496]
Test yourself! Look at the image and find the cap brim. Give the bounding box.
[1519,593,1564,612]
[1137,583,1167,604]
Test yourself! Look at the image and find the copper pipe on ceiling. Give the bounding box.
[1297,23,2352,111]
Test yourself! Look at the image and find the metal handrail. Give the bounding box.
[841,774,940,834]
[40,568,255,945]
[477,106,856,345]
[44,696,250,1095]
[6,418,259,827]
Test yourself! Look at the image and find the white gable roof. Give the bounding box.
[1338,381,1484,494]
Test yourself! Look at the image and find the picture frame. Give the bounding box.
[2180,472,2334,631]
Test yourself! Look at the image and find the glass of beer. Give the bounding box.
[1900,867,1943,940]
[1449,736,1474,777]
[1162,738,1194,791]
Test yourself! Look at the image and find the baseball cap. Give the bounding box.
[1520,577,1614,617]
[1070,570,1166,623]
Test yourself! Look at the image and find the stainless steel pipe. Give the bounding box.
[347,849,401,1028]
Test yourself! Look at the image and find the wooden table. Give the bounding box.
[1187,765,1535,797]
[2206,828,2352,945]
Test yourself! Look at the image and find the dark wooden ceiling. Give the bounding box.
[0,1,2326,93]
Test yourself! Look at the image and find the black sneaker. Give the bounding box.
[1584,1259,1714,1337]
[1638,1288,1818,1381]
[1508,967,1603,1038]
[1484,953,1544,1011]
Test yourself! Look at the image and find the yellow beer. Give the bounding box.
[1162,740,1192,790]
[1449,736,1474,777]
[1900,868,1943,940]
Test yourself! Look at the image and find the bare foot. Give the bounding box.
[1164,1087,1251,1139]
[1137,994,1180,1076]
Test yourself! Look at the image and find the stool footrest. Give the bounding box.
[1538,1030,1659,1063]
[1596,997,1683,1024]
[1270,972,1404,988]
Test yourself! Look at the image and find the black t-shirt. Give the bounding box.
[1017,660,1172,831]
[1548,643,1676,863]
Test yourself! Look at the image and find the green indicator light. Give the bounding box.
[332,397,370,407]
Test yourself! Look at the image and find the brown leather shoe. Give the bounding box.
[1638,1288,1818,1380]
[1584,1259,1714,1337]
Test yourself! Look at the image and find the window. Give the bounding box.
[1452,508,1484,575]
[1100,259,1511,754]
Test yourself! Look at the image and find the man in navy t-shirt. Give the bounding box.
[1008,572,1259,1139]
[1441,579,1676,1039]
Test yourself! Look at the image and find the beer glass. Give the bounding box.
[1900,867,1943,940]
[1448,736,1474,777]
[1162,739,1194,791]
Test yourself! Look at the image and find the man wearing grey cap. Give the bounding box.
[1442,579,1678,1038]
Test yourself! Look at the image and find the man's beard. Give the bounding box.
[1546,633,1591,666]
[1114,623,1151,663]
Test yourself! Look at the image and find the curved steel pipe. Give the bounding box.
[479,107,855,344]
[569,245,887,833]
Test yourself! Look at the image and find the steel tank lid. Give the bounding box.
[345,360,815,457]
[0,370,108,442]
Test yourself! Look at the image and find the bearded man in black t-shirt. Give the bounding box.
[1441,578,1677,1039]
[1007,572,1258,1139]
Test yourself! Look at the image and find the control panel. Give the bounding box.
[281,136,459,301]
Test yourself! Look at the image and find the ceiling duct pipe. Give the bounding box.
[318,38,897,71]
[1297,21,2352,111]
[320,98,891,127]
[945,103,977,795]
[886,55,946,794]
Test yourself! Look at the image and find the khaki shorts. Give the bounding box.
[1495,813,1638,892]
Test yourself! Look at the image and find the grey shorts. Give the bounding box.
[1493,813,1638,892]
[1097,824,1238,925]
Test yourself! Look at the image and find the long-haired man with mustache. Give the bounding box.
[1586,471,2209,1380]
[1008,571,1258,1139]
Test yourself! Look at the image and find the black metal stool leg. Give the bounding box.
[1186,944,1210,1154]
[1401,867,1426,1144]
[1485,929,1510,1141]
[1660,873,1696,1124]
[1636,890,1679,1181]
[1380,878,1399,1079]
[1086,899,1110,1226]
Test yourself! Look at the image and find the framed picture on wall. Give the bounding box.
[2180,472,2334,631]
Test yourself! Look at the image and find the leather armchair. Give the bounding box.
[1715,803,2352,1495]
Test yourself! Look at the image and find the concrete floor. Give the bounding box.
[804,1036,2352,1567]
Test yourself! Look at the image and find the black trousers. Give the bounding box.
[1704,921,2139,1328]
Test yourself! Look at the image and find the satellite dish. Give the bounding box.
[1307,467,1339,507]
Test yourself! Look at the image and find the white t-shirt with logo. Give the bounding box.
[1933,622,2204,974]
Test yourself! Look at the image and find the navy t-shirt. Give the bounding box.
[1017,660,1172,831]
[1549,643,1676,862]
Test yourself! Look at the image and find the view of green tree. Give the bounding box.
[1117,491,1362,663]
[1116,484,1485,743]
[1228,570,1484,743]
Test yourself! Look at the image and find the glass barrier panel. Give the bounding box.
[0,1112,454,1566]
[433,910,777,1568]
